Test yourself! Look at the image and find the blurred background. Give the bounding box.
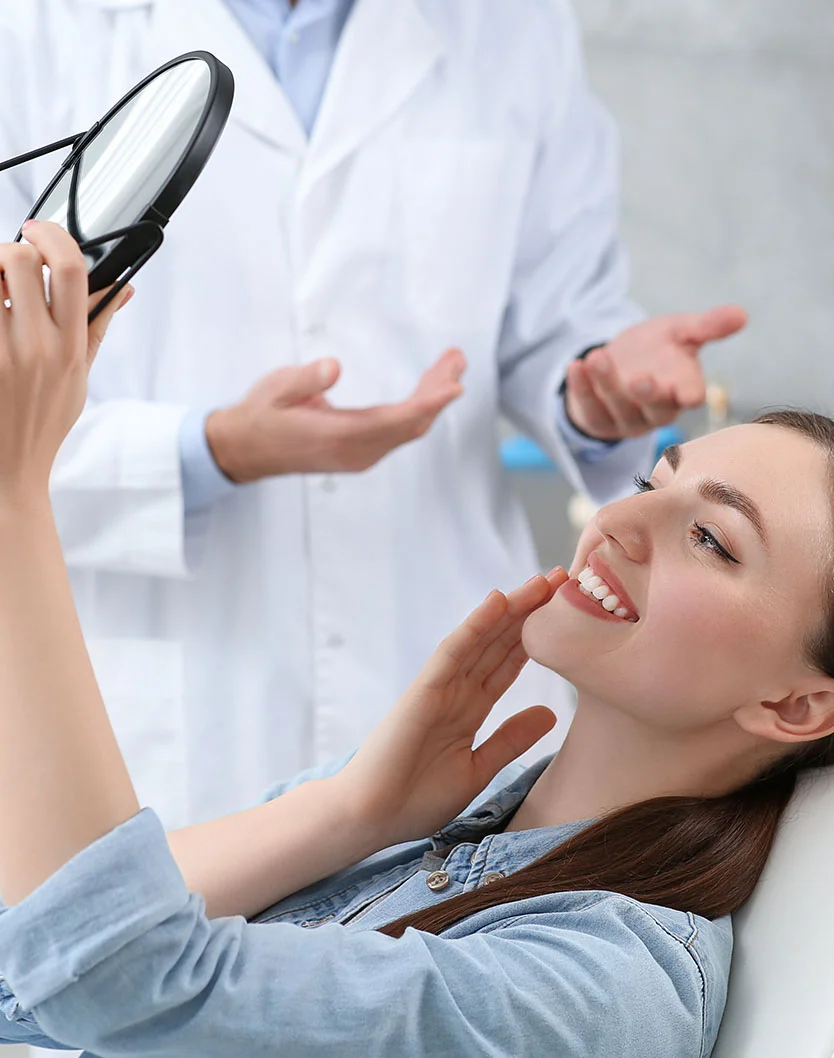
[509,0,834,570]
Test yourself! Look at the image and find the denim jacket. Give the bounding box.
[0,757,732,1057]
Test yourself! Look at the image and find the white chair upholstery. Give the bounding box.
[712,766,834,1058]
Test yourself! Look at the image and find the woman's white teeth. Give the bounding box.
[576,565,633,620]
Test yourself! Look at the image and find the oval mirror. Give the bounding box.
[4,51,234,319]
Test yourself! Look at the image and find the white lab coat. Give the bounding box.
[0,0,653,827]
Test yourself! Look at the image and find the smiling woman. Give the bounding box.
[1,227,834,1058]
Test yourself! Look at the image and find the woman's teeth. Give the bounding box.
[576,567,635,621]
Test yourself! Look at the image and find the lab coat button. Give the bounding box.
[321,476,337,493]
[326,633,345,649]
[426,870,450,891]
[483,872,505,886]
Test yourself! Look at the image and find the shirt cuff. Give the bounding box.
[0,810,188,1013]
[179,408,237,514]
[555,392,622,464]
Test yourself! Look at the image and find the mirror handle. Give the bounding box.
[82,221,164,323]
[0,133,87,175]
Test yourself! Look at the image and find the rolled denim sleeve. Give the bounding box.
[0,809,715,1058]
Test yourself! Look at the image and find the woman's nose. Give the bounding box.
[592,495,652,565]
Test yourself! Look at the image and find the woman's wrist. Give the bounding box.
[324,772,405,860]
[0,484,53,520]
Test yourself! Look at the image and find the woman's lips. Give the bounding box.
[560,577,633,623]
[586,552,640,619]
[561,550,640,624]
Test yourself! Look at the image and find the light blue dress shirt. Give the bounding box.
[0,756,730,1056]
[180,0,618,515]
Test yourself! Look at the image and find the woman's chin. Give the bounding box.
[521,601,586,674]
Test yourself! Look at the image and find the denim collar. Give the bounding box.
[432,756,553,846]
[425,756,593,876]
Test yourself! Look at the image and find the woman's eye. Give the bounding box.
[691,523,739,565]
[633,473,654,494]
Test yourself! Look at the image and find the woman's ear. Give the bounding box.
[735,686,834,745]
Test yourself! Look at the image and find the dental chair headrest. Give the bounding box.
[712,766,834,1058]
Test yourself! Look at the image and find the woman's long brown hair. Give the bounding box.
[380,410,834,938]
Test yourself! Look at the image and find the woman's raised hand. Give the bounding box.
[0,221,131,497]
[335,568,568,848]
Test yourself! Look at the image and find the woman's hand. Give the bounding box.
[334,568,569,847]
[0,221,131,498]
[168,570,568,920]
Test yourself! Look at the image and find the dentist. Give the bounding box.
[0,0,745,830]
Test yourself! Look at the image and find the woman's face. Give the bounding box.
[523,425,834,730]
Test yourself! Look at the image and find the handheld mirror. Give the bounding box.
[0,51,234,320]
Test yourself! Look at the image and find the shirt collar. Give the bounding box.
[433,756,554,846]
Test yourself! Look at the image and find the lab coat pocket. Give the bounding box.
[397,138,535,331]
[87,637,188,828]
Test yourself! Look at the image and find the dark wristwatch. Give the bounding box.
[559,343,617,444]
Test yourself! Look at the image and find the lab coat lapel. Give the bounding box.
[145,0,307,156]
[299,0,443,196]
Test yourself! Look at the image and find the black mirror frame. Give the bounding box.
[5,50,234,320]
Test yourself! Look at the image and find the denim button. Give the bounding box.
[483,871,505,886]
[426,870,450,891]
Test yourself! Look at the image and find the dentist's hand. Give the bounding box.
[0,221,131,495]
[565,305,747,441]
[334,568,568,849]
[205,348,466,483]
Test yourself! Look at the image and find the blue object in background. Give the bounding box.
[500,425,685,473]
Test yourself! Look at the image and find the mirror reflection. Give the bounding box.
[33,60,212,263]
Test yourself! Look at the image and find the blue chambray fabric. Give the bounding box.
[0,757,732,1057]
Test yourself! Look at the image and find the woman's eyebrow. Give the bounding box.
[699,479,768,548]
[661,444,682,471]
[660,444,767,547]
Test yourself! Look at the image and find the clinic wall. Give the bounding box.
[575,0,834,415]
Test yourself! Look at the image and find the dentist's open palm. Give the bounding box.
[337,568,568,848]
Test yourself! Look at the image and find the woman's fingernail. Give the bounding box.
[317,358,338,385]
[21,220,34,231]
[593,353,611,374]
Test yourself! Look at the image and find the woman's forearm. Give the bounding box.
[0,498,383,916]
[168,777,381,919]
[0,501,139,904]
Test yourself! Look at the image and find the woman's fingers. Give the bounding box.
[467,570,563,684]
[418,590,509,688]
[473,706,557,783]
[0,241,52,343]
[481,639,529,702]
[419,567,567,692]
[87,285,134,366]
[19,221,87,338]
[545,566,570,590]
